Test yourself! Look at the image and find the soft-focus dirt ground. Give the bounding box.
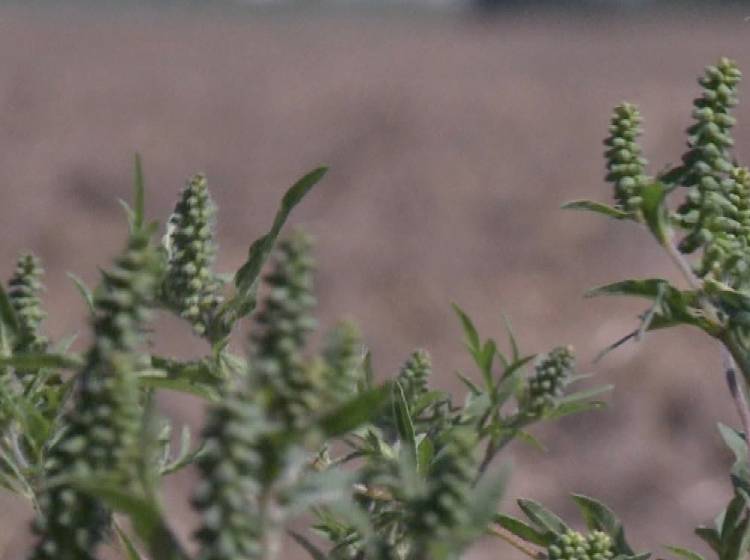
[1,5,749,559]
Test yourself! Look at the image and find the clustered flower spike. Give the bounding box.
[698,165,750,288]
[193,393,267,560]
[675,58,743,254]
[251,231,318,430]
[7,253,48,355]
[322,320,364,401]
[525,346,575,415]
[163,174,224,336]
[30,231,157,560]
[604,102,651,215]
[406,428,476,543]
[548,530,614,560]
[397,349,431,405]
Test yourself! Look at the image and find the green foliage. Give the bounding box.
[5,55,750,560]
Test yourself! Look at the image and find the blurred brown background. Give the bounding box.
[1,3,749,558]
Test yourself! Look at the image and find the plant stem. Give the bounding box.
[662,238,702,292]
[723,348,750,443]
[488,525,546,559]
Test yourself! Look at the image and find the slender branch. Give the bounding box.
[662,238,702,292]
[488,525,546,560]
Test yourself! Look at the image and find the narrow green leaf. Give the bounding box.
[456,371,483,396]
[234,167,327,294]
[665,546,705,560]
[557,385,614,406]
[115,522,145,560]
[289,530,328,560]
[723,516,750,560]
[317,385,390,438]
[133,153,145,231]
[517,499,569,535]
[0,352,83,370]
[417,436,434,477]
[695,527,721,553]
[515,430,547,452]
[452,303,480,353]
[393,382,417,462]
[586,278,680,301]
[494,513,552,546]
[138,373,219,401]
[640,182,670,244]
[0,283,19,339]
[571,494,621,535]
[546,400,607,420]
[561,200,631,220]
[68,272,96,315]
[501,313,521,362]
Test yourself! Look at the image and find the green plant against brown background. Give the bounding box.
[1,56,750,560]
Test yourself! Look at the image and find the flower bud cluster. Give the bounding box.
[398,349,431,407]
[193,395,267,560]
[8,253,47,355]
[675,58,742,254]
[30,231,157,560]
[547,530,614,560]
[251,232,318,431]
[406,428,476,541]
[525,346,575,415]
[604,103,651,215]
[163,174,224,335]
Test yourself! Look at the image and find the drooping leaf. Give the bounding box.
[67,273,96,315]
[561,200,631,220]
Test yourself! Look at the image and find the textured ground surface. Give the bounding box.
[1,6,749,558]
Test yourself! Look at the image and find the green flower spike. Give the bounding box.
[8,253,48,355]
[251,231,318,431]
[193,393,267,560]
[547,530,614,560]
[675,57,742,253]
[699,166,750,289]
[163,173,224,336]
[397,349,431,406]
[30,230,157,560]
[406,428,477,544]
[604,103,651,216]
[525,345,575,415]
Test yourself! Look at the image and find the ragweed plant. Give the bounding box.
[6,56,750,560]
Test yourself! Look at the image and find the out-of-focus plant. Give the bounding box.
[6,57,750,560]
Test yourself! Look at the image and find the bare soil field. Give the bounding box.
[0,6,749,558]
